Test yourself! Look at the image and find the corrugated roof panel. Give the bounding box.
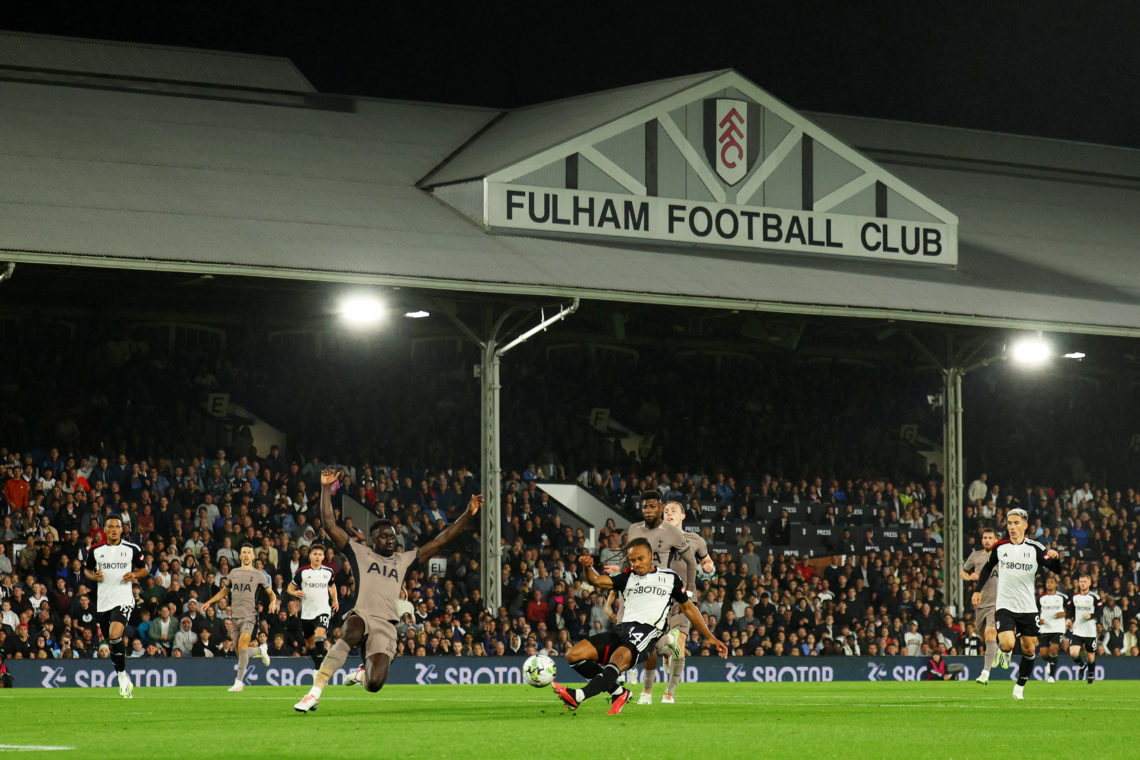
[1,74,1138,335]
[0,30,314,92]
[422,71,725,185]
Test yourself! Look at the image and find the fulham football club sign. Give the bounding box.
[470,71,958,266]
[704,98,758,186]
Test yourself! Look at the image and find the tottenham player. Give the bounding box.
[551,538,727,715]
[1036,575,1067,682]
[970,509,1061,699]
[202,541,280,691]
[294,468,483,713]
[1066,573,1102,684]
[637,500,715,704]
[961,528,1000,684]
[288,543,339,670]
[83,515,147,698]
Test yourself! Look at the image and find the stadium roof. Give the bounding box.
[1,33,1139,336]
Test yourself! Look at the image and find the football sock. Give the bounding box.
[1047,656,1057,678]
[1073,653,1083,666]
[1086,660,1095,682]
[982,640,997,672]
[666,655,685,696]
[237,648,249,680]
[1016,652,1035,686]
[311,637,326,669]
[580,664,621,701]
[570,659,603,680]
[109,637,126,673]
[642,663,656,692]
[316,639,351,687]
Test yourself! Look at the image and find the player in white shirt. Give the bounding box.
[1036,575,1067,682]
[287,543,339,670]
[1066,573,1102,684]
[83,515,147,698]
[551,538,727,715]
[970,509,1061,700]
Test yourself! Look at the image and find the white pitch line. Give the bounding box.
[0,745,75,752]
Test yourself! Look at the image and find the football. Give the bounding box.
[522,655,556,687]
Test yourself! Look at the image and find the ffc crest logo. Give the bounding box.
[703,98,760,186]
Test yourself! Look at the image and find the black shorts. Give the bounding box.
[995,609,1038,637]
[97,605,133,636]
[586,622,661,667]
[1069,635,1097,653]
[1038,632,1063,647]
[302,614,331,639]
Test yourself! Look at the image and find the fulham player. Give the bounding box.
[288,543,339,670]
[1066,573,1102,684]
[1036,575,1066,682]
[83,515,147,698]
[551,538,727,715]
[971,508,1061,700]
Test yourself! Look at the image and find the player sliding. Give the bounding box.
[201,541,280,691]
[970,508,1061,700]
[294,467,483,713]
[552,538,727,715]
[84,515,147,698]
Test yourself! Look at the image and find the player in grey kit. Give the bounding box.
[294,467,483,713]
[202,541,280,691]
[961,528,1000,684]
[638,500,714,704]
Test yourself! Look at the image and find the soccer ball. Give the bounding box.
[522,655,556,687]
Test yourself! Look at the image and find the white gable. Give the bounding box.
[429,71,957,266]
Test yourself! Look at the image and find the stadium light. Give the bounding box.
[339,295,385,327]
[1008,334,1052,367]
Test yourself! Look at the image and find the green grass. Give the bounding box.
[1,680,1134,759]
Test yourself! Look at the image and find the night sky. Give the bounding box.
[4,1,1140,149]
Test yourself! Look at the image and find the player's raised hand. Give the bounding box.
[1045,549,1060,560]
[466,494,484,516]
[579,555,595,568]
[321,467,342,487]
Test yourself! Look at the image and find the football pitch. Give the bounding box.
[1,681,1133,759]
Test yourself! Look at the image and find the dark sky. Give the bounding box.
[4,1,1140,148]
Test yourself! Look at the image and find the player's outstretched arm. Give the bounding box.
[579,555,613,590]
[416,494,483,565]
[200,583,229,612]
[320,467,349,551]
[680,599,728,657]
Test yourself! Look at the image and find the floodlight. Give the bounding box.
[340,295,385,326]
[1009,335,1051,367]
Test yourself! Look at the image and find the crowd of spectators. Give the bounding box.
[2,440,1139,668]
[1,310,1138,667]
